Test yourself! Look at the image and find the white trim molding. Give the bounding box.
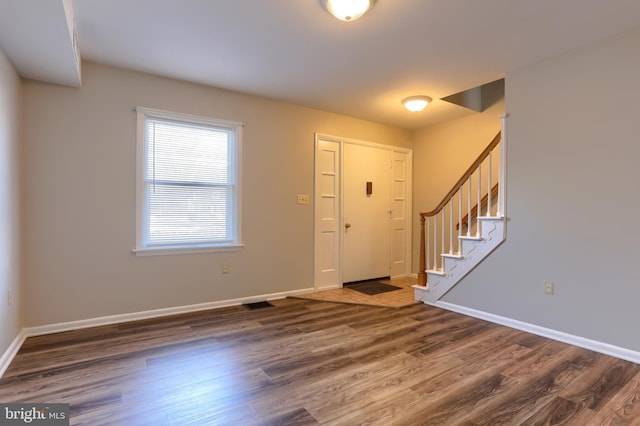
[24,287,315,337]
[134,106,244,256]
[0,330,27,377]
[433,300,640,365]
[0,287,314,377]
[6,288,639,378]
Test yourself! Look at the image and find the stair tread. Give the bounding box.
[459,235,483,241]
[441,253,463,259]
[477,216,504,221]
[426,269,446,276]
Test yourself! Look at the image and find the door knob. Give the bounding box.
[345,223,352,229]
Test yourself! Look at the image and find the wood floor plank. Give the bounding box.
[1,297,638,425]
[560,356,640,411]
[405,373,516,426]
[462,346,604,424]
[519,396,597,425]
[588,371,640,425]
[405,345,530,424]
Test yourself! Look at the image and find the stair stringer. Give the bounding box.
[413,217,505,304]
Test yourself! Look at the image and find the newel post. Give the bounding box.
[418,214,427,285]
[497,113,508,218]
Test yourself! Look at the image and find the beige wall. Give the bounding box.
[0,48,22,357]
[22,62,411,326]
[443,27,640,351]
[16,24,640,356]
[411,99,504,273]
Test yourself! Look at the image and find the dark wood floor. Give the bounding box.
[1,298,640,425]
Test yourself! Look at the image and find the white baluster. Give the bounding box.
[433,215,437,270]
[487,151,492,217]
[458,190,462,254]
[467,176,472,237]
[441,210,445,270]
[449,200,453,254]
[476,164,482,238]
[498,114,508,218]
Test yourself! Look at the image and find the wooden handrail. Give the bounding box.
[418,131,501,286]
[420,131,501,218]
[457,183,499,230]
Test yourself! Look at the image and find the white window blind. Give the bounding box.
[135,108,243,255]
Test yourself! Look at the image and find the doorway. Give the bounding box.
[314,134,412,291]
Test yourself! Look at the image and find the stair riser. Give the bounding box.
[414,218,505,303]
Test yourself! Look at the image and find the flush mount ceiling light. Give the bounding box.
[321,0,376,21]
[402,95,432,112]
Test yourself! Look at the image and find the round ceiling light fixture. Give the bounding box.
[321,0,376,21]
[402,95,432,112]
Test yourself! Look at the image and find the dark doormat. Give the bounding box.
[243,301,274,310]
[347,282,402,296]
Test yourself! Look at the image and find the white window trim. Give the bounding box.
[133,107,244,256]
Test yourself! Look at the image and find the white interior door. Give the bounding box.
[342,143,391,283]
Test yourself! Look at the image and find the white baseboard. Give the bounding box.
[9,287,636,378]
[316,284,341,292]
[433,301,640,365]
[0,287,315,377]
[24,287,316,337]
[0,330,27,377]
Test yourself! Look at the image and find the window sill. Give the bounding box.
[132,244,244,256]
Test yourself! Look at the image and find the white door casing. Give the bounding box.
[390,150,412,278]
[314,134,412,290]
[314,138,341,290]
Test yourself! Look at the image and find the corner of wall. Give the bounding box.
[0,46,25,375]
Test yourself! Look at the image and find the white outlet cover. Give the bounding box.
[544,281,554,294]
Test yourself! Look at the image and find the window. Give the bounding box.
[134,107,243,255]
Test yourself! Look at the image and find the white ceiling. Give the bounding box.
[2,0,640,129]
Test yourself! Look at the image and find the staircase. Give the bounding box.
[413,116,507,304]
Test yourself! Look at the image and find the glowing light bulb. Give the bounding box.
[322,0,375,21]
[402,96,432,112]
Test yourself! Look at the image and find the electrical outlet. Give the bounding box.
[7,288,12,306]
[222,263,230,274]
[544,280,554,295]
